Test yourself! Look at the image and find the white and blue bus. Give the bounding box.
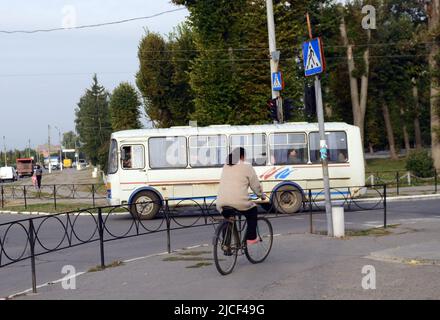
[106,122,365,219]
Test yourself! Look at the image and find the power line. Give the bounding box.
[0,8,187,34]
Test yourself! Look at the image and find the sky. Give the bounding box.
[0,0,189,150]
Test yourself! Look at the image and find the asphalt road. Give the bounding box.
[0,198,439,298]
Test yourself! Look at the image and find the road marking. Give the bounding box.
[5,243,211,299]
[6,271,86,300]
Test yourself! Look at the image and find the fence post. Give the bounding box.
[383,184,387,229]
[203,197,208,225]
[435,169,438,194]
[72,184,75,199]
[24,185,27,210]
[396,171,399,195]
[165,199,171,254]
[29,219,37,293]
[97,207,105,269]
[1,185,4,208]
[308,189,313,234]
[53,185,57,210]
[92,184,96,208]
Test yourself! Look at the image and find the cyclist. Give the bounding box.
[216,147,266,245]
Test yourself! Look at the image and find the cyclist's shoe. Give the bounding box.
[247,238,259,246]
[222,245,233,256]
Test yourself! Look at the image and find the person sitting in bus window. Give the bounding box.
[287,149,302,164]
[338,151,347,162]
[122,147,132,169]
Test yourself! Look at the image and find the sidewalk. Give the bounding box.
[14,218,440,300]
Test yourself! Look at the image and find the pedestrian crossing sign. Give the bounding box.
[272,72,283,91]
[302,37,325,77]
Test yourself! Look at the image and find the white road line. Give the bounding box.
[6,271,86,300]
[5,243,212,299]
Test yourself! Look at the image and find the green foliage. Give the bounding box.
[75,75,112,170]
[136,25,195,127]
[62,131,79,150]
[406,150,434,177]
[109,82,142,131]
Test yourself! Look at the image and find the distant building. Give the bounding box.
[37,144,61,158]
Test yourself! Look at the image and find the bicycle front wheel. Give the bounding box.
[245,217,273,264]
[213,221,239,275]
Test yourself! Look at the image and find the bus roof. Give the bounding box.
[111,122,356,140]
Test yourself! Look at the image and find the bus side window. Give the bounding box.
[121,146,132,169]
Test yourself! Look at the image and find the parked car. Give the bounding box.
[0,166,18,182]
[44,156,60,170]
[78,159,88,169]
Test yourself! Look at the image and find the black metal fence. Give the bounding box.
[0,184,386,295]
[366,170,439,195]
[0,184,107,210]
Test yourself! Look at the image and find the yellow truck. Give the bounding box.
[63,159,72,168]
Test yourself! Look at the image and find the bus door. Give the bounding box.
[119,144,147,193]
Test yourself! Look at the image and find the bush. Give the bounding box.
[406,150,434,178]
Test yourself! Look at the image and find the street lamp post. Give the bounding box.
[2,136,6,167]
[55,126,63,171]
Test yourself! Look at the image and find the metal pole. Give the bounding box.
[97,207,105,269]
[48,125,52,174]
[1,185,4,208]
[55,126,63,171]
[435,169,438,194]
[166,200,171,254]
[3,136,7,166]
[383,184,387,229]
[29,219,37,293]
[314,77,333,236]
[53,185,57,210]
[309,189,313,234]
[24,185,27,209]
[396,171,399,195]
[266,0,282,122]
[92,184,96,208]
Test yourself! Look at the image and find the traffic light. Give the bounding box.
[283,98,294,121]
[304,84,317,118]
[267,98,278,122]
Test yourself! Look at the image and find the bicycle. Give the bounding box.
[212,206,273,275]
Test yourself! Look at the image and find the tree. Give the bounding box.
[339,1,372,145]
[62,131,79,150]
[426,0,440,170]
[109,82,142,131]
[136,32,175,127]
[75,75,112,170]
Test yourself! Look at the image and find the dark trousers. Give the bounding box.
[222,206,258,240]
[36,175,42,189]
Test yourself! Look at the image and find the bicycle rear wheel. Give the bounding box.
[245,217,273,264]
[213,221,239,275]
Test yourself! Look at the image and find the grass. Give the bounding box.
[162,256,213,262]
[1,202,97,213]
[186,262,213,269]
[177,251,211,256]
[88,260,124,272]
[365,157,407,173]
[315,224,400,237]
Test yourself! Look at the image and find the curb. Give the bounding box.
[1,193,440,217]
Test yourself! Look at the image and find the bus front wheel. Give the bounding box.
[272,185,303,214]
[130,191,161,220]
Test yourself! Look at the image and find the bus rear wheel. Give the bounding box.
[130,191,161,220]
[272,185,303,214]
